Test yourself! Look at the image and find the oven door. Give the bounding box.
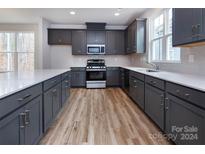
[86,70,106,81]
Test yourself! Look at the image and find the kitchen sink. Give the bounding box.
[146,69,159,72]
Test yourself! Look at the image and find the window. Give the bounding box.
[0,32,34,72]
[150,9,180,62]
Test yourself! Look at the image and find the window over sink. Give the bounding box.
[149,8,181,63]
[0,32,35,72]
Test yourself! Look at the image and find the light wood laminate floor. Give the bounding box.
[40,88,170,145]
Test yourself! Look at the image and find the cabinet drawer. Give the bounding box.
[166,82,205,109]
[61,71,70,80]
[0,84,42,120]
[43,75,61,91]
[129,71,144,81]
[107,67,120,71]
[145,76,165,90]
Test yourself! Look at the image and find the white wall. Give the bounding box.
[130,8,205,76]
[50,45,131,68]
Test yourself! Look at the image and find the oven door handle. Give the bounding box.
[86,69,106,71]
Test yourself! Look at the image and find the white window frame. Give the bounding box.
[149,9,181,63]
[0,31,35,71]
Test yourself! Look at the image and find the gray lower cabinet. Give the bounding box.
[0,95,42,145]
[61,74,71,106]
[165,93,205,144]
[145,84,164,130]
[71,68,86,88]
[43,83,61,132]
[129,76,145,110]
[106,67,120,87]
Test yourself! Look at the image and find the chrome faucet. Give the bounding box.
[146,61,160,71]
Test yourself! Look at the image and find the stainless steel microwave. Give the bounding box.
[87,44,105,55]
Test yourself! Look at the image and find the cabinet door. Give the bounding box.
[0,107,25,145]
[145,84,164,130]
[24,96,42,145]
[106,68,120,87]
[87,31,105,44]
[133,79,145,109]
[61,77,70,105]
[52,84,61,118]
[172,9,194,46]
[48,29,71,45]
[71,71,86,87]
[198,8,205,41]
[165,94,205,145]
[43,88,53,131]
[72,30,87,55]
[106,31,125,55]
[136,20,146,53]
[105,31,116,54]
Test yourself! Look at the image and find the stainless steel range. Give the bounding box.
[86,59,106,88]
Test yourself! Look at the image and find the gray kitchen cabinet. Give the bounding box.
[126,19,146,53]
[43,83,61,132]
[106,30,125,54]
[129,76,145,110]
[172,8,205,46]
[106,67,120,87]
[0,107,24,145]
[61,73,71,106]
[48,29,72,45]
[0,95,42,145]
[87,30,106,44]
[145,84,165,130]
[165,93,205,144]
[71,67,86,88]
[24,96,43,145]
[72,30,87,55]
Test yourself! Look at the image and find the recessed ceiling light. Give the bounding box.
[70,11,76,15]
[114,12,120,16]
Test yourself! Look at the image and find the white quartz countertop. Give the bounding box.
[120,66,205,92]
[0,69,70,99]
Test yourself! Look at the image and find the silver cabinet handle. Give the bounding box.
[165,98,169,111]
[52,89,57,93]
[17,94,31,102]
[19,112,26,128]
[25,110,30,126]
[185,93,190,97]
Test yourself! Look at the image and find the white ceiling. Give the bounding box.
[0,8,148,26]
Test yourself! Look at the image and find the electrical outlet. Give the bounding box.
[188,55,194,63]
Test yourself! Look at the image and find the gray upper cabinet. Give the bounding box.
[172,8,205,46]
[126,19,146,53]
[72,30,87,55]
[165,93,205,145]
[48,29,72,45]
[145,84,165,130]
[106,30,125,55]
[87,30,106,44]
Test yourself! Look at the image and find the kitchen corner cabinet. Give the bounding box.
[126,19,146,54]
[0,95,43,145]
[106,30,125,54]
[48,29,72,45]
[172,8,205,46]
[87,30,106,44]
[106,67,120,87]
[72,30,87,55]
